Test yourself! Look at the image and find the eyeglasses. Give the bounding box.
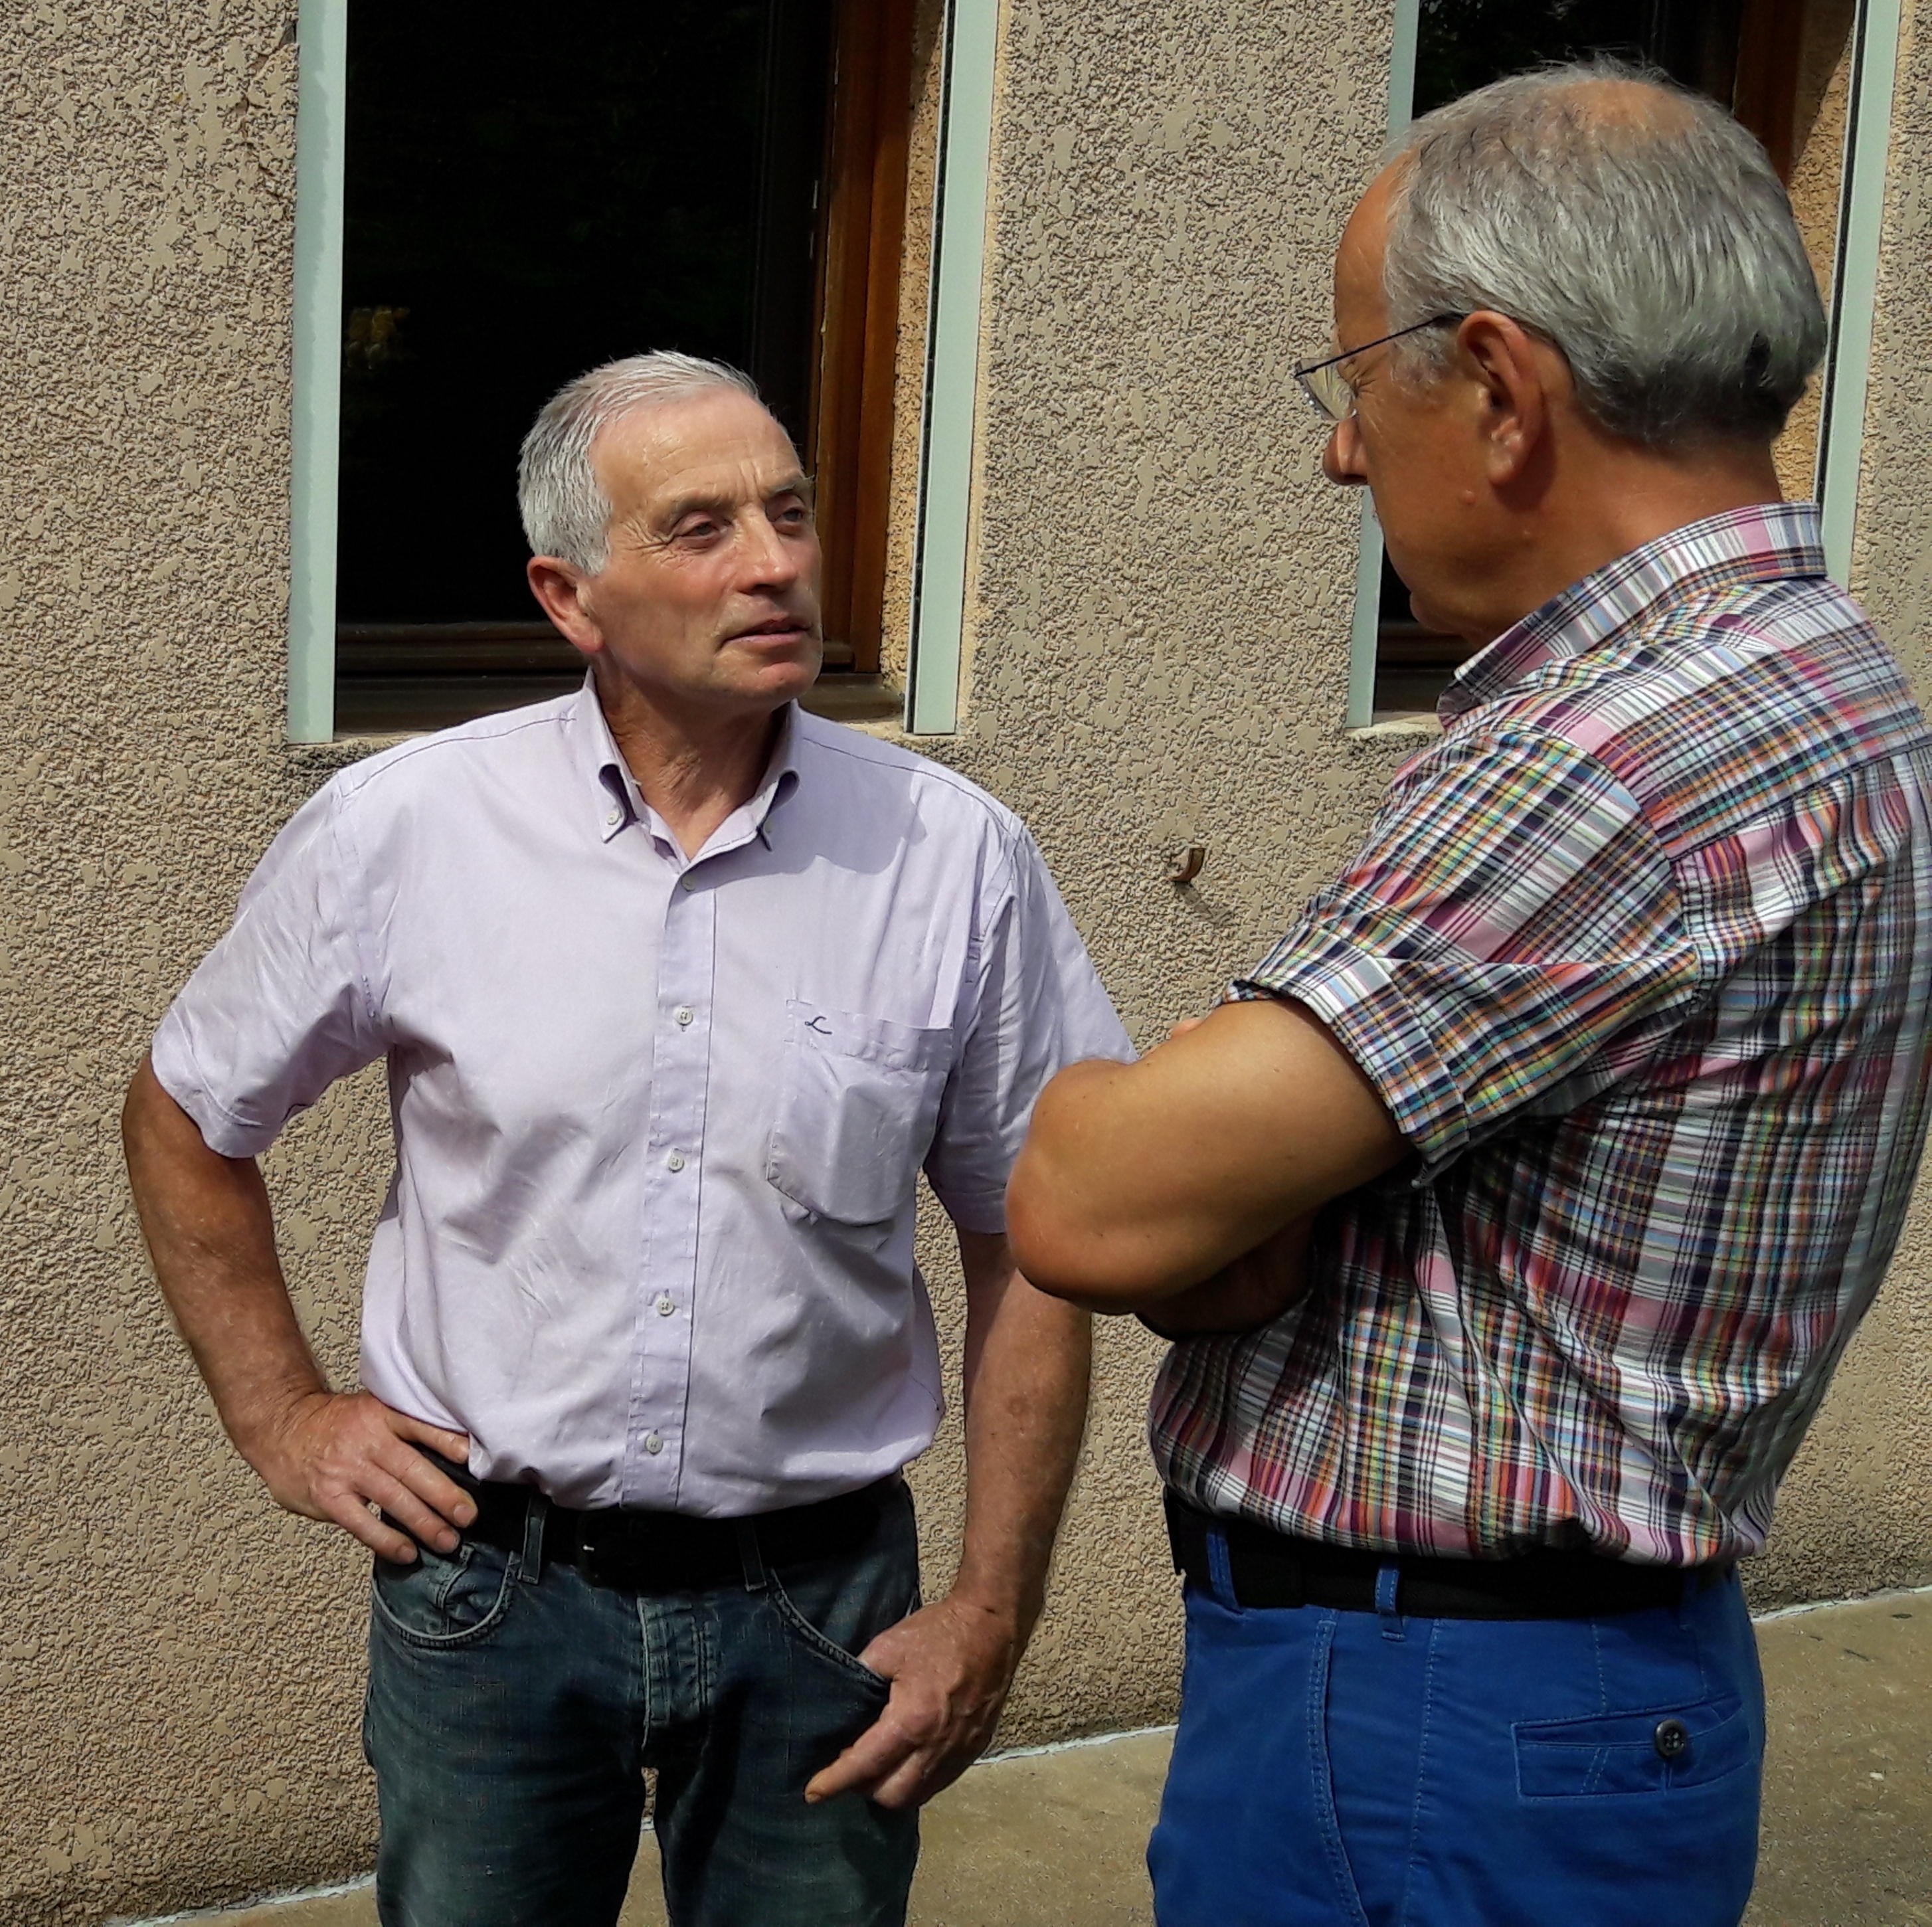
[1292,315,1464,422]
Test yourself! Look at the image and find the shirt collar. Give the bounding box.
[1439,500,1828,722]
[568,674,804,853]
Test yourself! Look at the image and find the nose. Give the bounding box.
[740,511,806,592]
[1323,415,1368,487]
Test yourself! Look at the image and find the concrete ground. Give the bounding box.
[155,1590,1931,1927]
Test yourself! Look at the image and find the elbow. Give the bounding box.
[1006,1160,1176,1315]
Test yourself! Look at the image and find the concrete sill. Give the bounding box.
[1348,712,1443,741]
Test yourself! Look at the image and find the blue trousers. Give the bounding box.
[1149,1564,1764,1927]
[363,1482,922,1927]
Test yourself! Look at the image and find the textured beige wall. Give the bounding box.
[1749,0,1932,1607]
[5,0,1932,1921]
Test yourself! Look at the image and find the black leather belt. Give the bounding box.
[395,1453,901,1592]
[1165,1492,1728,1621]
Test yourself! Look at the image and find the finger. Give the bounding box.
[868,1747,969,1811]
[323,1490,420,1563]
[388,1408,475,1470]
[380,1438,477,1531]
[804,1716,917,1803]
[357,1463,465,1554]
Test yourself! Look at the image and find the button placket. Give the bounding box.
[621,860,714,1503]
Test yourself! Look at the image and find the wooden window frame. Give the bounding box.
[810,0,917,677]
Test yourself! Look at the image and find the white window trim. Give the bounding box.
[1344,0,1420,730]
[903,0,1000,736]
[1816,0,1903,589]
[287,0,346,744]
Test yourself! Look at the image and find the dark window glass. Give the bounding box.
[1377,1,1755,713]
[335,0,831,725]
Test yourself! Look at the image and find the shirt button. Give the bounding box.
[679,873,695,892]
[656,1294,675,1317]
[666,1150,685,1172]
[674,1006,694,1027]
[604,808,621,828]
[644,1431,664,1456]
[1653,1718,1691,1761]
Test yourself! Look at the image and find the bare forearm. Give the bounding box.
[122,1057,324,1459]
[1008,1000,1405,1307]
[955,1237,1091,1633]
[123,1055,475,1558]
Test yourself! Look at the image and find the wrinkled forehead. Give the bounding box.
[592,392,802,516]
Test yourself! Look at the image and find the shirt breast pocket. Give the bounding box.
[766,1001,954,1226]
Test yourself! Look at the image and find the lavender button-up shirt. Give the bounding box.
[152,685,1130,1514]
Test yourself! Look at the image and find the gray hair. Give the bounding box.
[1382,60,1828,448]
[517,351,765,571]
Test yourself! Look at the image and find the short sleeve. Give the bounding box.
[149,781,387,1158]
[923,826,1134,1232]
[1235,728,1702,1180]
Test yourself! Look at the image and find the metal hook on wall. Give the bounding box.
[1168,846,1206,886]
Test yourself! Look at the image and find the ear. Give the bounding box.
[1454,312,1554,487]
[526,557,602,661]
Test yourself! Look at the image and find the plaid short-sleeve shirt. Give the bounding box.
[1150,504,1932,1566]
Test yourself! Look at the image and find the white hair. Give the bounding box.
[517,351,765,571]
[1383,60,1828,448]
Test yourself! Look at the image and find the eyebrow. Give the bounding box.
[658,472,814,529]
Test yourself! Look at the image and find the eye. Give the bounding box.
[772,496,811,527]
[674,515,722,542]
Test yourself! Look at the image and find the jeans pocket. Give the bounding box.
[760,1489,920,1695]
[1515,1696,1757,1797]
[765,1571,896,1693]
[370,1538,519,1649]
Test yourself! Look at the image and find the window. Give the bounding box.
[1365,0,1861,721]
[323,0,917,735]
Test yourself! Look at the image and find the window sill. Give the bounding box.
[1348,713,1444,741]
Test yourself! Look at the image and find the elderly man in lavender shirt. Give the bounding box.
[122,351,1130,1927]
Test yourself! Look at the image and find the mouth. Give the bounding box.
[728,615,814,645]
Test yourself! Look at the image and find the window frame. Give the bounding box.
[286,0,994,742]
[1344,0,1902,729]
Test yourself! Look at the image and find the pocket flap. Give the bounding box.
[1515,1697,1756,1797]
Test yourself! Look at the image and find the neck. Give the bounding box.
[1453,436,1786,650]
[593,666,786,858]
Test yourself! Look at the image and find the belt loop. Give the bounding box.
[1206,1528,1239,1611]
[518,1490,548,1586]
[735,1518,767,1594]
[1375,1562,1405,1641]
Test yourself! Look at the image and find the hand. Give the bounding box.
[804,1590,1023,1810]
[242,1389,475,1562]
[1138,1215,1315,1338]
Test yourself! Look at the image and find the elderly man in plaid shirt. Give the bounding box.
[1011,60,1932,1927]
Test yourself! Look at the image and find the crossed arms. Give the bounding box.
[1008,998,1406,1333]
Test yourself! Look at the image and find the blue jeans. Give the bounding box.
[363,1481,922,1927]
[1148,1564,1764,1927]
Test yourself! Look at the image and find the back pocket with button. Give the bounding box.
[1514,1697,1758,1797]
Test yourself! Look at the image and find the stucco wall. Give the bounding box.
[1751,0,1932,1610]
[5,0,1932,1921]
